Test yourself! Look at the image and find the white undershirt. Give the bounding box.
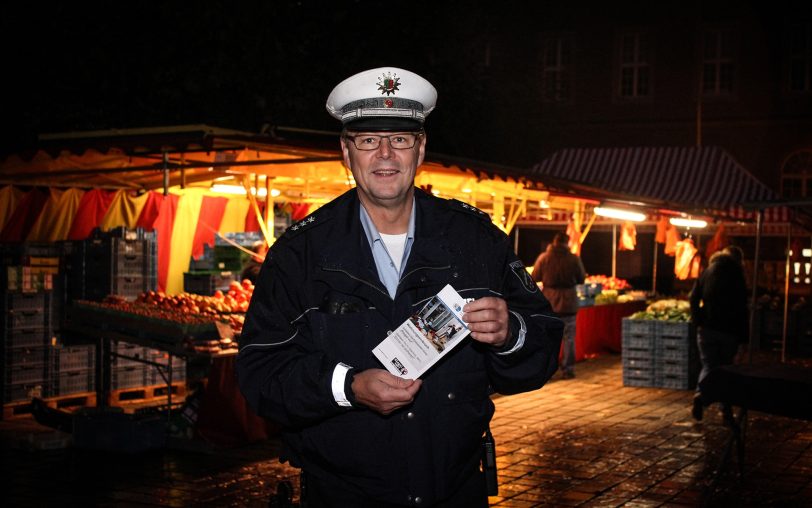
[379,232,408,272]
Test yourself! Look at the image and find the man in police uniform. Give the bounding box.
[237,67,563,507]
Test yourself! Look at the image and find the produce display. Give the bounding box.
[75,279,256,354]
[628,299,691,321]
[585,275,631,291]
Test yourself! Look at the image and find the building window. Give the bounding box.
[788,23,812,92]
[702,29,735,96]
[618,32,650,98]
[540,36,573,102]
[781,151,812,198]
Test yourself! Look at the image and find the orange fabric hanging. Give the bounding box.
[618,221,637,251]
[190,196,229,260]
[664,224,680,256]
[0,186,24,232]
[0,188,49,242]
[153,193,180,293]
[674,238,698,280]
[67,189,117,240]
[136,192,165,230]
[566,221,582,255]
[100,190,151,232]
[655,216,669,244]
[704,222,729,260]
[27,188,85,242]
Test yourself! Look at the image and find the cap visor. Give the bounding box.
[344,117,423,132]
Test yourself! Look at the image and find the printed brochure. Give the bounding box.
[372,284,472,378]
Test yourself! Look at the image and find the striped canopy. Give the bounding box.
[530,146,780,213]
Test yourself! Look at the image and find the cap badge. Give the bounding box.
[384,98,394,108]
[377,72,400,96]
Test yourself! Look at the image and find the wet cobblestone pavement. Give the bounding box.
[2,353,810,507]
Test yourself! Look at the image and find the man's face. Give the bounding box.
[340,131,426,210]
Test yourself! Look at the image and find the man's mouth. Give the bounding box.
[373,169,399,176]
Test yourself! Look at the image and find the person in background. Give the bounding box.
[532,232,586,379]
[236,66,563,507]
[689,245,748,421]
[240,240,267,284]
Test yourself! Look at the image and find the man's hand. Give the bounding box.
[351,369,422,415]
[463,297,510,348]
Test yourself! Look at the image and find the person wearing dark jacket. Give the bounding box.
[532,233,586,379]
[689,245,749,421]
[236,67,563,507]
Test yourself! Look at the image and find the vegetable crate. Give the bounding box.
[654,321,698,390]
[621,318,657,387]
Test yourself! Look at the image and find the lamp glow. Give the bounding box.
[669,217,708,229]
[211,184,278,197]
[594,206,646,222]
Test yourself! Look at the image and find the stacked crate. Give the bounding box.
[2,291,54,403]
[67,228,157,302]
[655,321,698,390]
[183,271,236,296]
[144,348,187,386]
[110,341,186,390]
[621,319,658,387]
[50,343,95,397]
[622,318,697,390]
[111,341,149,390]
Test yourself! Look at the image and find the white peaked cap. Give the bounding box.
[326,67,437,131]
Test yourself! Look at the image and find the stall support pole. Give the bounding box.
[162,152,170,196]
[748,209,764,363]
[781,223,791,363]
[651,236,658,295]
[612,224,617,279]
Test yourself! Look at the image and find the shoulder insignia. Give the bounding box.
[281,213,325,239]
[449,199,491,221]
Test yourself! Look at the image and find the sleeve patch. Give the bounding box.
[509,260,538,293]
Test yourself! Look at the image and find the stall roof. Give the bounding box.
[1,124,582,232]
[530,146,782,214]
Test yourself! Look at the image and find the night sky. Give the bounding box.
[2,1,510,158]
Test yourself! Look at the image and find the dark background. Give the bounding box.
[6,0,805,166]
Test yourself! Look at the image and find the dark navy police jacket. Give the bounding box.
[237,187,562,506]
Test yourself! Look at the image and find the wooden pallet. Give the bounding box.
[108,382,187,405]
[3,392,97,420]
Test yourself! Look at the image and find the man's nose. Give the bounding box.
[376,136,393,157]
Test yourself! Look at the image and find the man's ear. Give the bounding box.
[340,137,352,169]
[416,134,427,167]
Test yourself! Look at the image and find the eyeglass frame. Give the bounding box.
[342,130,425,151]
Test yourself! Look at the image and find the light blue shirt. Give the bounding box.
[359,200,416,299]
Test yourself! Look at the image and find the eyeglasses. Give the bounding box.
[344,132,423,151]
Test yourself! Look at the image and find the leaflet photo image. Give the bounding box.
[410,294,467,353]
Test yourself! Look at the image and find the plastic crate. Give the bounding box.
[6,328,50,348]
[657,340,692,361]
[622,333,655,351]
[5,346,48,367]
[0,242,61,266]
[656,321,691,339]
[4,381,50,403]
[53,369,95,396]
[111,342,146,367]
[5,363,48,384]
[622,356,655,370]
[112,366,147,390]
[5,308,51,330]
[147,364,187,385]
[51,344,95,372]
[112,275,150,300]
[622,367,656,388]
[183,271,236,296]
[658,374,693,390]
[3,291,48,312]
[622,318,658,337]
